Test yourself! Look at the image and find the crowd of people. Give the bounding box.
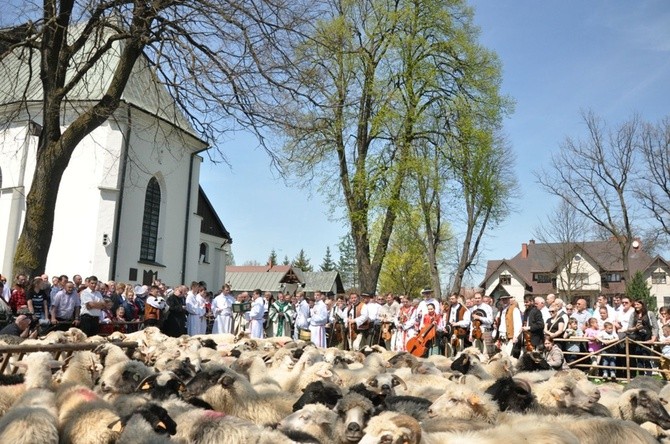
[1,272,669,379]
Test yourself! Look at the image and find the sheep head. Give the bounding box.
[622,389,670,429]
[358,412,421,444]
[336,392,374,443]
[365,374,407,397]
[428,384,499,423]
[137,371,186,400]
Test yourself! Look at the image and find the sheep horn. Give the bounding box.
[391,375,407,391]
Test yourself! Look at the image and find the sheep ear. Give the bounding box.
[550,387,565,402]
[365,375,378,387]
[107,419,123,433]
[137,374,158,391]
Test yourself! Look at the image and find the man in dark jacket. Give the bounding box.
[162,285,188,337]
[521,294,545,352]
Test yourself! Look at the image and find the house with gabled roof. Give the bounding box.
[0,28,232,287]
[480,238,670,308]
[225,265,304,295]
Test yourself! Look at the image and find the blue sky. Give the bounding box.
[200,0,670,285]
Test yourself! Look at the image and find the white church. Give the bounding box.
[0,31,232,289]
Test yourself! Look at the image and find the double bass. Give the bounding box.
[407,317,438,357]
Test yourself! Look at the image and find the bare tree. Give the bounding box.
[637,117,670,239]
[0,0,310,277]
[536,111,639,280]
[533,199,591,300]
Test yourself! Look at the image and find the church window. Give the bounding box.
[200,242,209,263]
[140,177,161,262]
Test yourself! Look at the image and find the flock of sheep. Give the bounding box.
[1,326,670,443]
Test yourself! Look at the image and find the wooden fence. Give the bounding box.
[555,336,669,382]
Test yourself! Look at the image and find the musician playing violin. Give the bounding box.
[469,292,494,355]
[445,293,471,356]
[347,292,369,351]
[521,294,545,355]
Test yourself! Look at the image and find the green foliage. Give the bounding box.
[338,234,358,289]
[282,255,290,266]
[268,249,278,266]
[626,271,656,311]
[320,246,336,272]
[378,211,432,296]
[292,249,313,272]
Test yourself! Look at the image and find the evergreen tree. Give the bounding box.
[338,234,357,290]
[282,255,290,266]
[268,249,278,266]
[320,246,336,272]
[626,271,656,311]
[292,249,313,272]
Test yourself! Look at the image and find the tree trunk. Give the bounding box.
[13,139,71,277]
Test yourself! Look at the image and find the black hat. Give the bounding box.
[421,288,433,294]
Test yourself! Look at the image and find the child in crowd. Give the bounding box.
[597,321,619,381]
[660,324,670,358]
[584,317,601,374]
[563,317,583,363]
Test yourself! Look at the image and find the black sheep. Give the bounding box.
[484,377,536,413]
[292,380,343,412]
[450,353,472,374]
[348,383,385,406]
[376,395,433,421]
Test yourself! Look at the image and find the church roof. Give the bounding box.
[197,186,232,242]
[0,25,197,137]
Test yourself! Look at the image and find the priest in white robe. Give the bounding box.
[309,292,329,348]
[248,289,266,338]
[211,285,235,334]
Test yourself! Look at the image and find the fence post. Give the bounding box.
[625,336,631,382]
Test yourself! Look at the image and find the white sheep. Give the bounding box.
[0,352,60,417]
[427,382,499,423]
[57,385,122,444]
[0,388,59,444]
[278,402,338,442]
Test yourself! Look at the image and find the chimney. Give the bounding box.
[521,243,528,259]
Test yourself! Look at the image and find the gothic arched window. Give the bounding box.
[140,177,161,261]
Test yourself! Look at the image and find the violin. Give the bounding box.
[471,309,486,341]
[381,321,393,341]
[523,329,533,352]
[406,317,437,357]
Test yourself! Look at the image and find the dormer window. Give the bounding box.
[500,274,511,285]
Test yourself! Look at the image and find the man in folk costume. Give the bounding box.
[470,292,495,356]
[445,293,471,356]
[328,295,348,348]
[186,281,207,336]
[268,292,295,338]
[144,285,167,328]
[211,284,235,334]
[248,289,266,339]
[379,293,399,350]
[416,288,441,320]
[309,291,329,347]
[294,291,311,341]
[347,292,369,351]
[363,293,382,347]
[521,294,545,354]
[392,296,416,352]
[494,295,522,355]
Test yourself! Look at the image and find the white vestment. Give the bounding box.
[309,300,329,348]
[211,293,235,334]
[186,291,207,336]
[248,297,265,338]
